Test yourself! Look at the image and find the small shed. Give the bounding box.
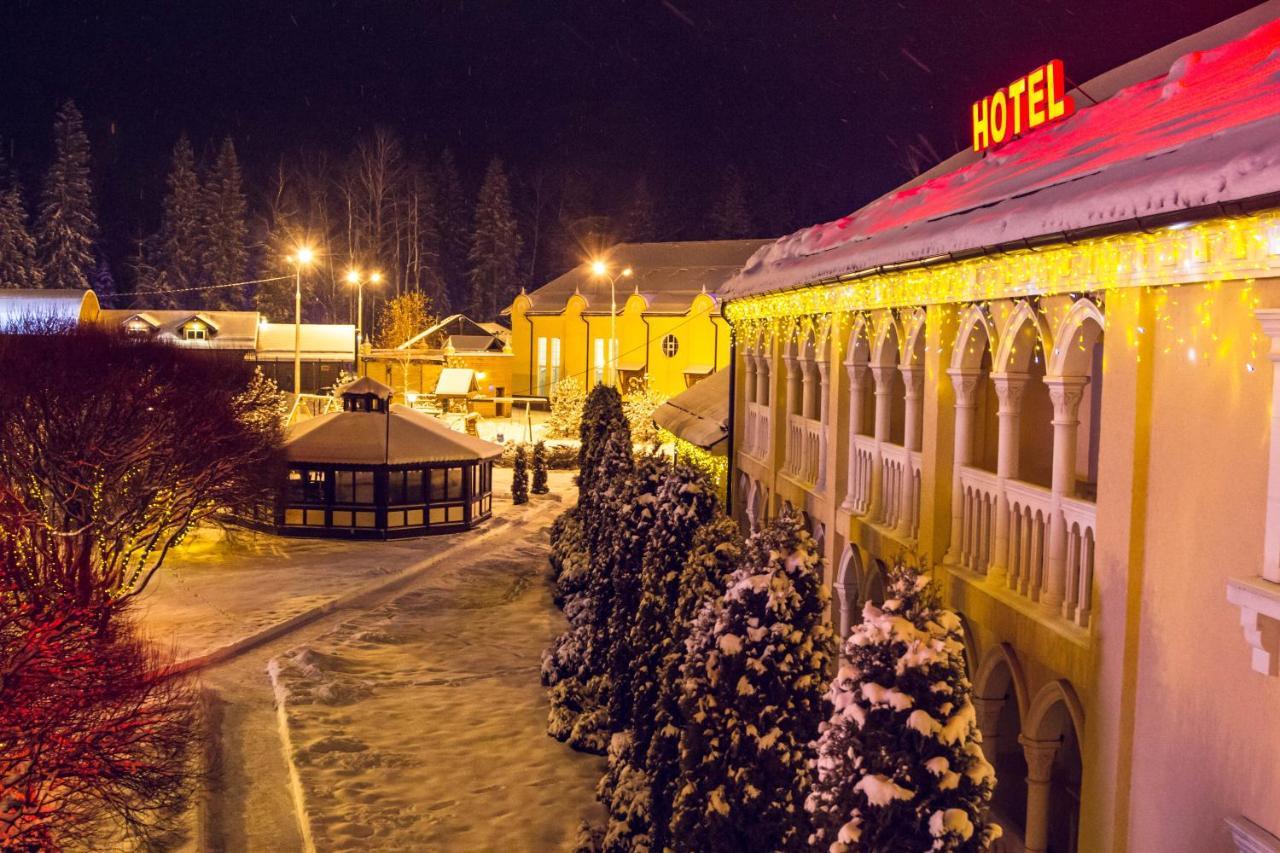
[277,377,501,538]
[434,367,479,411]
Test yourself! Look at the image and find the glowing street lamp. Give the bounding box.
[590,259,634,386]
[289,246,316,396]
[345,267,383,346]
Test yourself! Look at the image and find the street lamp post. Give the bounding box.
[590,260,633,386]
[345,268,383,344]
[291,246,315,396]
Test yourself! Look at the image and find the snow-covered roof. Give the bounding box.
[0,289,100,329]
[341,376,393,399]
[511,240,770,315]
[99,308,260,349]
[435,367,477,397]
[653,367,731,450]
[285,404,502,465]
[722,11,1280,300]
[255,322,356,360]
[399,314,507,351]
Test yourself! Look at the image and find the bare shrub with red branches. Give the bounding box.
[0,491,197,849]
[0,322,285,609]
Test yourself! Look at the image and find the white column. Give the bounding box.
[743,353,758,405]
[897,365,925,539]
[842,363,869,513]
[783,355,801,473]
[1043,376,1089,613]
[1256,311,1280,583]
[900,365,924,452]
[1020,736,1061,853]
[989,372,1029,584]
[869,365,895,522]
[817,360,830,491]
[972,696,1006,766]
[945,368,982,565]
[801,358,818,420]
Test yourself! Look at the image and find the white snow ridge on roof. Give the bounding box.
[285,404,502,465]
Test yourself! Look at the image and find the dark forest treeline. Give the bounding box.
[0,101,763,324]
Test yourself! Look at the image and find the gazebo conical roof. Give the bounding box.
[339,375,393,399]
[284,404,502,465]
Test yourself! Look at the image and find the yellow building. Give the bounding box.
[723,9,1280,853]
[505,240,768,401]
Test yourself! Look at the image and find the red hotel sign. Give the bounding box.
[972,59,1075,153]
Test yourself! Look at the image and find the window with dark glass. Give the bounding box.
[334,470,376,504]
[288,469,326,503]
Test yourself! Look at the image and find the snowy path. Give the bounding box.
[270,505,604,850]
[143,472,601,851]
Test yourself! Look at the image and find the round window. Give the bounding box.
[661,334,679,358]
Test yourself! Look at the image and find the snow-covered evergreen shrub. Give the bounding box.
[806,563,998,853]
[644,515,742,847]
[670,508,834,852]
[577,384,629,516]
[532,441,550,494]
[549,377,587,439]
[544,428,643,753]
[598,464,721,851]
[512,444,529,504]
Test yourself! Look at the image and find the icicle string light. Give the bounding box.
[724,214,1280,367]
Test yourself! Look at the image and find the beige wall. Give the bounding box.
[732,272,1280,851]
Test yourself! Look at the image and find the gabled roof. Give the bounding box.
[285,404,502,465]
[341,376,393,399]
[723,6,1280,299]
[512,240,771,315]
[124,312,161,328]
[435,367,478,397]
[653,367,731,450]
[399,314,506,350]
[255,322,356,360]
[98,308,259,349]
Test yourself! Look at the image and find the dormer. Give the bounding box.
[122,313,160,337]
[178,313,219,341]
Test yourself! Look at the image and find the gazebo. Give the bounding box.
[277,377,501,538]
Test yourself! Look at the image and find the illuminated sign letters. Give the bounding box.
[972,59,1075,153]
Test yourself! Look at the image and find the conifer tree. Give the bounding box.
[544,426,641,752]
[670,509,834,852]
[0,181,42,288]
[434,148,471,312]
[599,464,721,851]
[531,441,550,494]
[201,137,249,308]
[144,134,203,307]
[707,166,753,240]
[512,444,530,505]
[36,100,98,290]
[621,176,659,243]
[467,157,522,320]
[577,384,629,517]
[807,564,999,853]
[645,515,743,847]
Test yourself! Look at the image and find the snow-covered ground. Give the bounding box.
[269,489,603,850]
[135,468,602,850]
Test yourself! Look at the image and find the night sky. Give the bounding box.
[0,0,1259,272]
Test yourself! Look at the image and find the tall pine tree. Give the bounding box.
[467,157,522,321]
[147,134,204,307]
[621,176,658,243]
[434,148,471,312]
[807,564,998,852]
[671,508,834,851]
[0,179,42,288]
[707,166,753,240]
[201,137,249,309]
[35,100,97,290]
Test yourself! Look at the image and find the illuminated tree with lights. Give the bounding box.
[0,324,284,609]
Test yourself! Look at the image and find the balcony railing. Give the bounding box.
[957,466,1000,573]
[954,469,1097,630]
[745,401,770,458]
[784,413,824,485]
[1060,496,1097,628]
[846,434,877,515]
[1004,479,1053,603]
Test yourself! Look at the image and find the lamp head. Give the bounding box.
[295,246,316,266]
[590,260,607,277]
[345,268,361,285]
[622,267,633,278]
[369,271,383,285]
